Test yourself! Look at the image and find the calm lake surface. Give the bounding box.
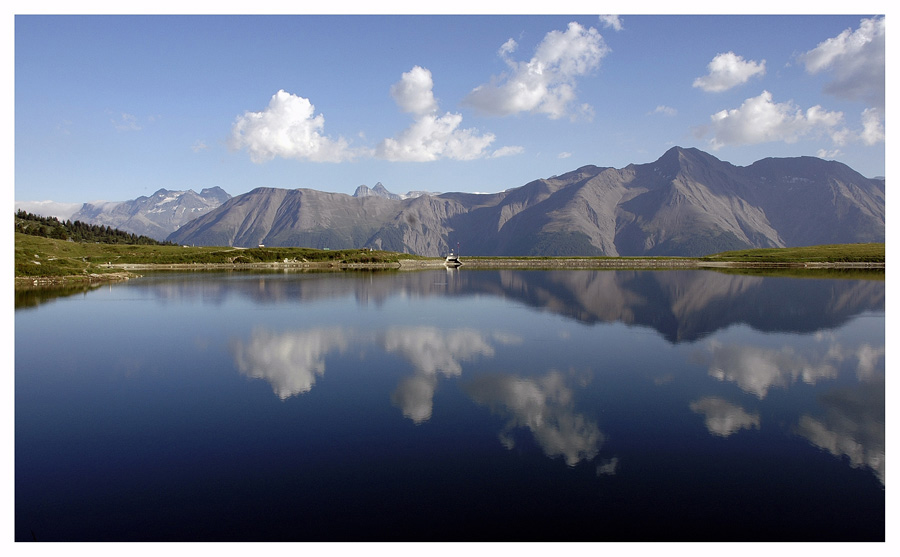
[15,268,885,541]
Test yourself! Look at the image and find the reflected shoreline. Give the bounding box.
[14,257,884,293]
[17,268,885,343]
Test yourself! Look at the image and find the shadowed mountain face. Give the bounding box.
[167,147,884,256]
[70,187,232,241]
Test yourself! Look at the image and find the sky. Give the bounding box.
[12,4,889,205]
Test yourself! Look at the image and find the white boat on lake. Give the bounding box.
[444,244,462,267]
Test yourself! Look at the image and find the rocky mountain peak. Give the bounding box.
[354,182,402,200]
[69,187,232,241]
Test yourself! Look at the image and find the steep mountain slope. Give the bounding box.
[69,187,231,241]
[610,148,783,255]
[168,187,399,248]
[166,148,885,256]
[746,156,885,246]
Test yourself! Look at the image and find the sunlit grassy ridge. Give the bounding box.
[15,233,884,279]
[15,233,426,277]
[700,243,884,263]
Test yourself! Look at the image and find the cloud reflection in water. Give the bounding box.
[703,341,837,398]
[690,396,760,437]
[466,370,603,466]
[384,327,518,423]
[795,380,885,485]
[702,336,884,399]
[694,333,884,482]
[231,327,349,400]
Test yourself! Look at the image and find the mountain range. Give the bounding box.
[353,182,438,201]
[166,147,884,256]
[15,187,233,242]
[68,187,233,241]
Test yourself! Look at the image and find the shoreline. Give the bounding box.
[14,257,884,289]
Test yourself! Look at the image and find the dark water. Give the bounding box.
[15,269,885,541]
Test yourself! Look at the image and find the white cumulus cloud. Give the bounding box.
[651,105,677,117]
[376,111,497,162]
[859,108,885,146]
[693,51,766,93]
[706,90,844,149]
[376,66,502,162]
[599,15,623,32]
[490,145,524,158]
[229,89,354,163]
[389,65,439,116]
[799,16,885,110]
[463,22,609,120]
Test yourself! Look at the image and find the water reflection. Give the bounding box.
[384,327,508,423]
[14,282,103,310]
[698,335,884,399]
[689,329,885,484]
[130,268,884,343]
[228,324,601,465]
[219,268,882,480]
[16,269,885,540]
[465,370,603,466]
[231,327,349,399]
[701,341,838,398]
[690,397,760,437]
[796,379,885,485]
[596,457,619,476]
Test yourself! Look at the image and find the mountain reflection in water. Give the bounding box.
[15,268,884,541]
[217,269,883,481]
[126,268,884,341]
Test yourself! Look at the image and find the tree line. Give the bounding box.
[15,210,175,245]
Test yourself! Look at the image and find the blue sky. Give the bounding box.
[13,6,888,204]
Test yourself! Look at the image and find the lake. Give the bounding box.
[14,268,885,541]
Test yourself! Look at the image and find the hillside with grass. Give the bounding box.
[15,232,425,279]
[700,243,885,264]
[14,207,884,284]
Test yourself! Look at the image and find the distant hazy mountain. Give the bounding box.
[353,182,439,200]
[68,187,232,241]
[168,147,884,256]
[14,200,83,221]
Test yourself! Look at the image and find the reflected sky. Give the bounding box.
[690,396,760,437]
[700,335,884,398]
[384,327,509,423]
[212,269,883,479]
[15,269,884,541]
[465,370,604,466]
[231,327,350,399]
[795,378,885,485]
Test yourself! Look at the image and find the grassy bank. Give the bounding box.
[699,242,884,263]
[15,233,884,286]
[15,232,427,277]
